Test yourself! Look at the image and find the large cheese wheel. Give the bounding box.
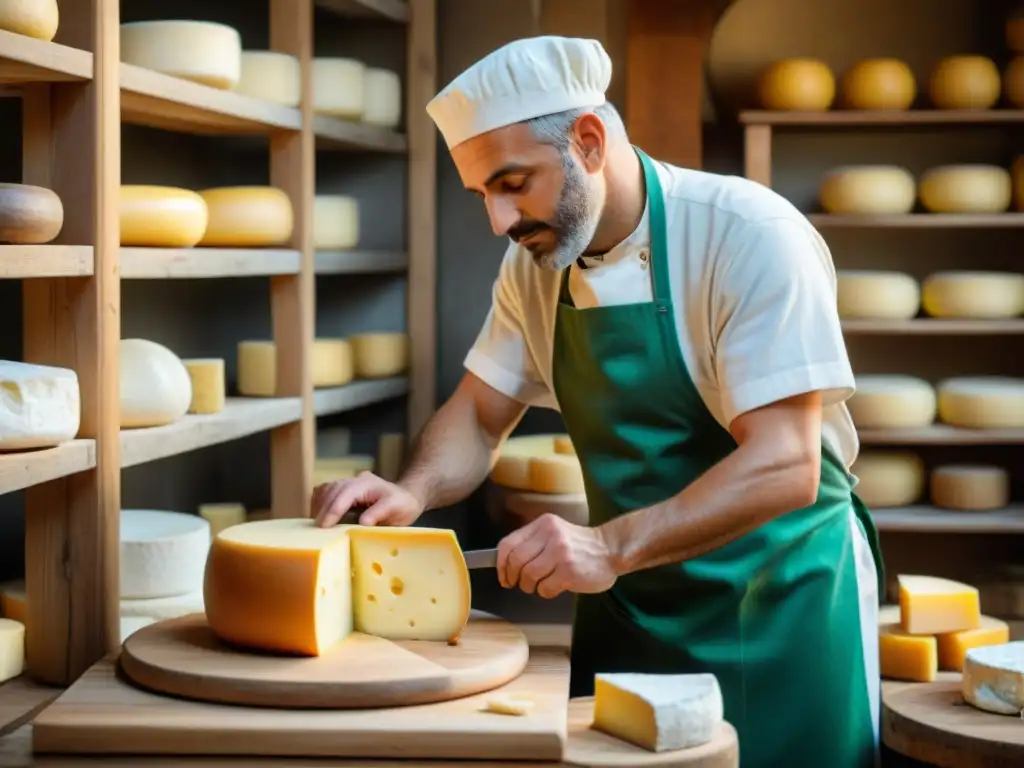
[362,68,401,128]
[836,271,920,320]
[120,20,242,90]
[848,375,937,429]
[491,434,574,491]
[930,465,1010,511]
[819,167,916,215]
[1004,57,1024,108]
[0,183,62,244]
[840,59,916,110]
[921,272,1024,319]
[198,187,293,247]
[0,360,80,451]
[918,165,1011,214]
[313,57,365,118]
[235,51,301,107]
[757,58,835,110]
[528,454,586,494]
[0,0,58,41]
[928,56,1001,110]
[121,509,210,599]
[850,451,924,508]
[350,333,409,378]
[119,185,208,248]
[313,195,359,249]
[937,377,1024,429]
[120,338,193,429]
[237,338,354,395]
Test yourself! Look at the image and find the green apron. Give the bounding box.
[550,148,884,768]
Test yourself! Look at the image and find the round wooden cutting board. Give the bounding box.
[119,609,529,709]
[563,697,739,768]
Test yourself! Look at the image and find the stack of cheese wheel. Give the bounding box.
[836,271,920,319]
[314,195,359,250]
[930,465,1010,511]
[878,576,1009,683]
[120,20,242,91]
[237,338,354,396]
[850,451,924,508]
[0,183,63,244]
[839,58,916,111]
[757,58,835,110]
[234,51,301,106]
[847,375,937,429]
[120,186,208,247]
[936,377,1024,429]
[0,0,58,41]
[918,165,1011,214]
[491,433,585,495]
[921,272,1024,319]
[0,360,80,451]
[313,57,365,118]
[928,56,1001,110]
[350,333,409,378]
[120,339,193,429]
[198,187,294,247]
[818,166,916,215]
[362,68,402,128]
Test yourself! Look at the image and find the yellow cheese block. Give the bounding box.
[237,338,354,395]
[198,187,293,247]
[938,616,1010,672]
[0,0,58,41]
[235,51,300,107]
[119,186,208,248]
[203,518,471,656]
[198,502,246,539]
[362,67,402,128]
[377,433,406,482]
[936,377,1024,429]
[850,451,924,508]
[840,58,916,111]
[491,433,577,491]
[313,57,365,117]
[879,616,937,683]
[528,454,586,494]
[818,166,916,215]
[182,358,225,415]
[847,375,937,429]
[928,55,1001,110]
[0,183,63,244]
[757,58,835,111]
[0,618,25,684]
[313,195,359,250]
[351,333,409,378]
[120,20,242,90]
[922,271,1024,319]
[0,581,25,624]
[919,165,1011,214]
[930,464,1010,511]
[898,574,980,635]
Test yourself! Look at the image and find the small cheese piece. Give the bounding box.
[119,186,208,247]
[491,434,572,490]
[898,574,980,635]
[553,435,575,456]
[198,187,293,247]
[0,360,80,451]
[120,339,192,429]
[485,694,536,716]
[928,56,1001,110]
[850,451,924,508]
[593,672,724,753]
[0,581,25,624]
[836,270,920,320]
[0,0,58,41]
[182,358,225,415]
[0,183,63,244]
[963,641,1024,715]
[936,377,1024,429]
[0,618,25,683]
[121,509,211,599]
[919,165,1011,214]
[938,616,1010,672]
[840,58,916,110]
[922,271,1024,319]
[235,51,300,106]
[120,589,204,620]
[237,338,354,395]
[198,502,246,538]
[362,67,402,127]
[351,333,409,378]
[819,166,916,215]
[120,20,242,90]
[930,465,1010,511]
[847,375,937,429]
[314,195,359,250]
[313,57,366,118]
[879,617,938,683]
[528,454,586,494]
[120,615,156,642]
[377,433,406,482]
[757,58,835,111]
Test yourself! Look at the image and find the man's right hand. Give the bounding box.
[311,471,424,528]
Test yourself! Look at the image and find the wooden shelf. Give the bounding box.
[0,30,91,82]
[315,0,409,22]
[120,248,301,279]
[314,377,409,416]
[858,425,1024,445]
[315,250,407,274]
[740,109,1024,127]
[314,116,407,152]
[873,505,1024,534]
[0,441,96,497]
[0,676,61,737]
[842,319,1024,335]
[808,213,1024,228]
[120,398,303,469]
[0,246,92,278]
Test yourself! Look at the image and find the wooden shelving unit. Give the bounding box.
[0,0,436,724]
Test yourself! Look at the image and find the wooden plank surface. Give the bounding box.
[0,247,92,278]
[119,249,300,278]
[0,443,96,497]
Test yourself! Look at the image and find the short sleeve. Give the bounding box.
[711,216,855,425]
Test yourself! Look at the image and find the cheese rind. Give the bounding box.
[120,339,192,429]
[313,195,359,250]
[0,581,25,624]
[819,166,916,215]
[0,183,63,244]
[120,20,242,90]
[0,618,25,683]
[921,271,1024,319]
[121,509,211,599]
[758,58,835,111]
[0,360,80,451]
[840,58,916,110]
[879,619,937,682]
[848,375,937,429]
[313,57,365,117]
[0,0,58,41]
[836,270,920,320]
[198,187,293,247]
[120,589,204,620]
[235,51,300,106]
[119,186,208,248]
[930,464,1009,511]
[593,672,724,752]
[936,377,1024,429]
[362,67,402,127]
[528,454,586,494]
[938,616,1010,672]
[350,333,409,378]
[851,451,924,508]
[182,358,225,415]
[919,165,1011,214]
[962,641,1024,715]
[928,56,1001,110]
[898,574,980,635]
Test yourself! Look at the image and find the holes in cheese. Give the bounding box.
[928,55,1001,110]
[362,67,402,128]
[919,165,1012,214]
[836,270,920,320]
[757,58,835,111]
[182,358,225,415]
[119,185,208,248]
[921,271,1024,319]
[898,574,980,635]
[962,641,1024,715]
[313,195,359,250]
[120,339,193,429]
[198,187,293,247]
[313,57,365,118]
[930,464,1009,511]
[850,451,924,508]
[350,333,409,378]
[237,338,354,396]
[0,618,25,684]
[839,58,916,111]
[0,0,58,41]
[819,166,916,215]
[847,375,937,429]
[936,376,1024,429]
[235,51,300,107]
[0,183,63,244]
[0,360,80,451]
[121,509,211,599]
[203,519,471,656]
[120,20,242,90]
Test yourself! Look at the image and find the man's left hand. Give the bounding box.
[495,513,618,598]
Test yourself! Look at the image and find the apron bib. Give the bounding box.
[550,148,884,768]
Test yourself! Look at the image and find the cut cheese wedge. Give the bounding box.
[898,574,980,635]
[0,618,25,683]
[879,617,937,683]
[962,641,1024,715]
[938,616,1010,672]
[203,518,471,656]
[0,360,80,451]
[485,693,536,716]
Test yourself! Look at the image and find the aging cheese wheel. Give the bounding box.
[1004,56,1024,108]
[198,187,293,247]
[237,338,354,395]
[313,57,365,118]
[350,333,409,378]
[120,20,242,90]
[491,434,575,491]
[0,618,24,684]
[962,641,1024,715]
[930,465,1010,511]
[0,183,62,244]
[181,358,225,415]
[119,186,208,248]
[836,271,920,319]
[840,58,916,110]
[819,166,916,215]
[921,271,1024,319]
[918,165,1011,214]
[936,377,1024,429]
[362,67,402,128]
[0,360,80,451]
[120,338,193,429]
[120,509,211,599]
[528,454,585,494]
[313,195,359,250]
[0,0,58,41]
[848,375,937,429]
[850,451,924,508]
[235,51,300,107]
[757,58,835,110]
[928,56,1001,110]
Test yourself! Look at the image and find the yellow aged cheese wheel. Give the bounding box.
[837,270,920,320]
[313,57,365,118]
[491,434,574,491]
[120,20,242,90]
[0,0,58,41]
[313,195,359,250]
[851,451,924,508]
[921,272,1024,319]
[237,338,354,396]
[350,333,408,379]
[848,375,937,429]
[918,165,1011,214]
[120,185,208,247]
[198,187,293,247]
[840,58,916,111]
[937,377,1024,429]
[928,56,1001,110]
[930,465,1010,511]
[819,166,916,215]
[235,51,301,107]
[528,454,585,495]
[758,58,835,111]
[0,183,62,244]
[362,67,402,128]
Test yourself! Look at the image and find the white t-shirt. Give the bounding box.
[464,158,860,472]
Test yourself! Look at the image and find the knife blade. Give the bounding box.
[462,548,498,569]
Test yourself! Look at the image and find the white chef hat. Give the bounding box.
[426,35,612,150]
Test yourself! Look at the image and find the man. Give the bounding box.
[311,35,882,768]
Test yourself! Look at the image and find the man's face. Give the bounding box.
[451,121,604,270]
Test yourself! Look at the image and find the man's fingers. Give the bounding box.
[357,497,403,526]
[314,482,351,527]
[316,475,383,527]
[536,565,567,599]
[499,527,546,589]
[517,545,557,594]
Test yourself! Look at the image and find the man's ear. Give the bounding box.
[571,112,608,173]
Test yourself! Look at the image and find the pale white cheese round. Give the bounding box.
[120,509,211,599]
[937,377,1024,429]
[837,270,920,319]
[120,338,193,429]
[120,20,242,90]
[848,375,937,429]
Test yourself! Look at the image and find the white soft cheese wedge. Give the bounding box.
[962,641,1024,715]
[0,360,80,450]
[0,618,25,683]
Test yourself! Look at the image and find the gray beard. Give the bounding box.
[530,152,599,271]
